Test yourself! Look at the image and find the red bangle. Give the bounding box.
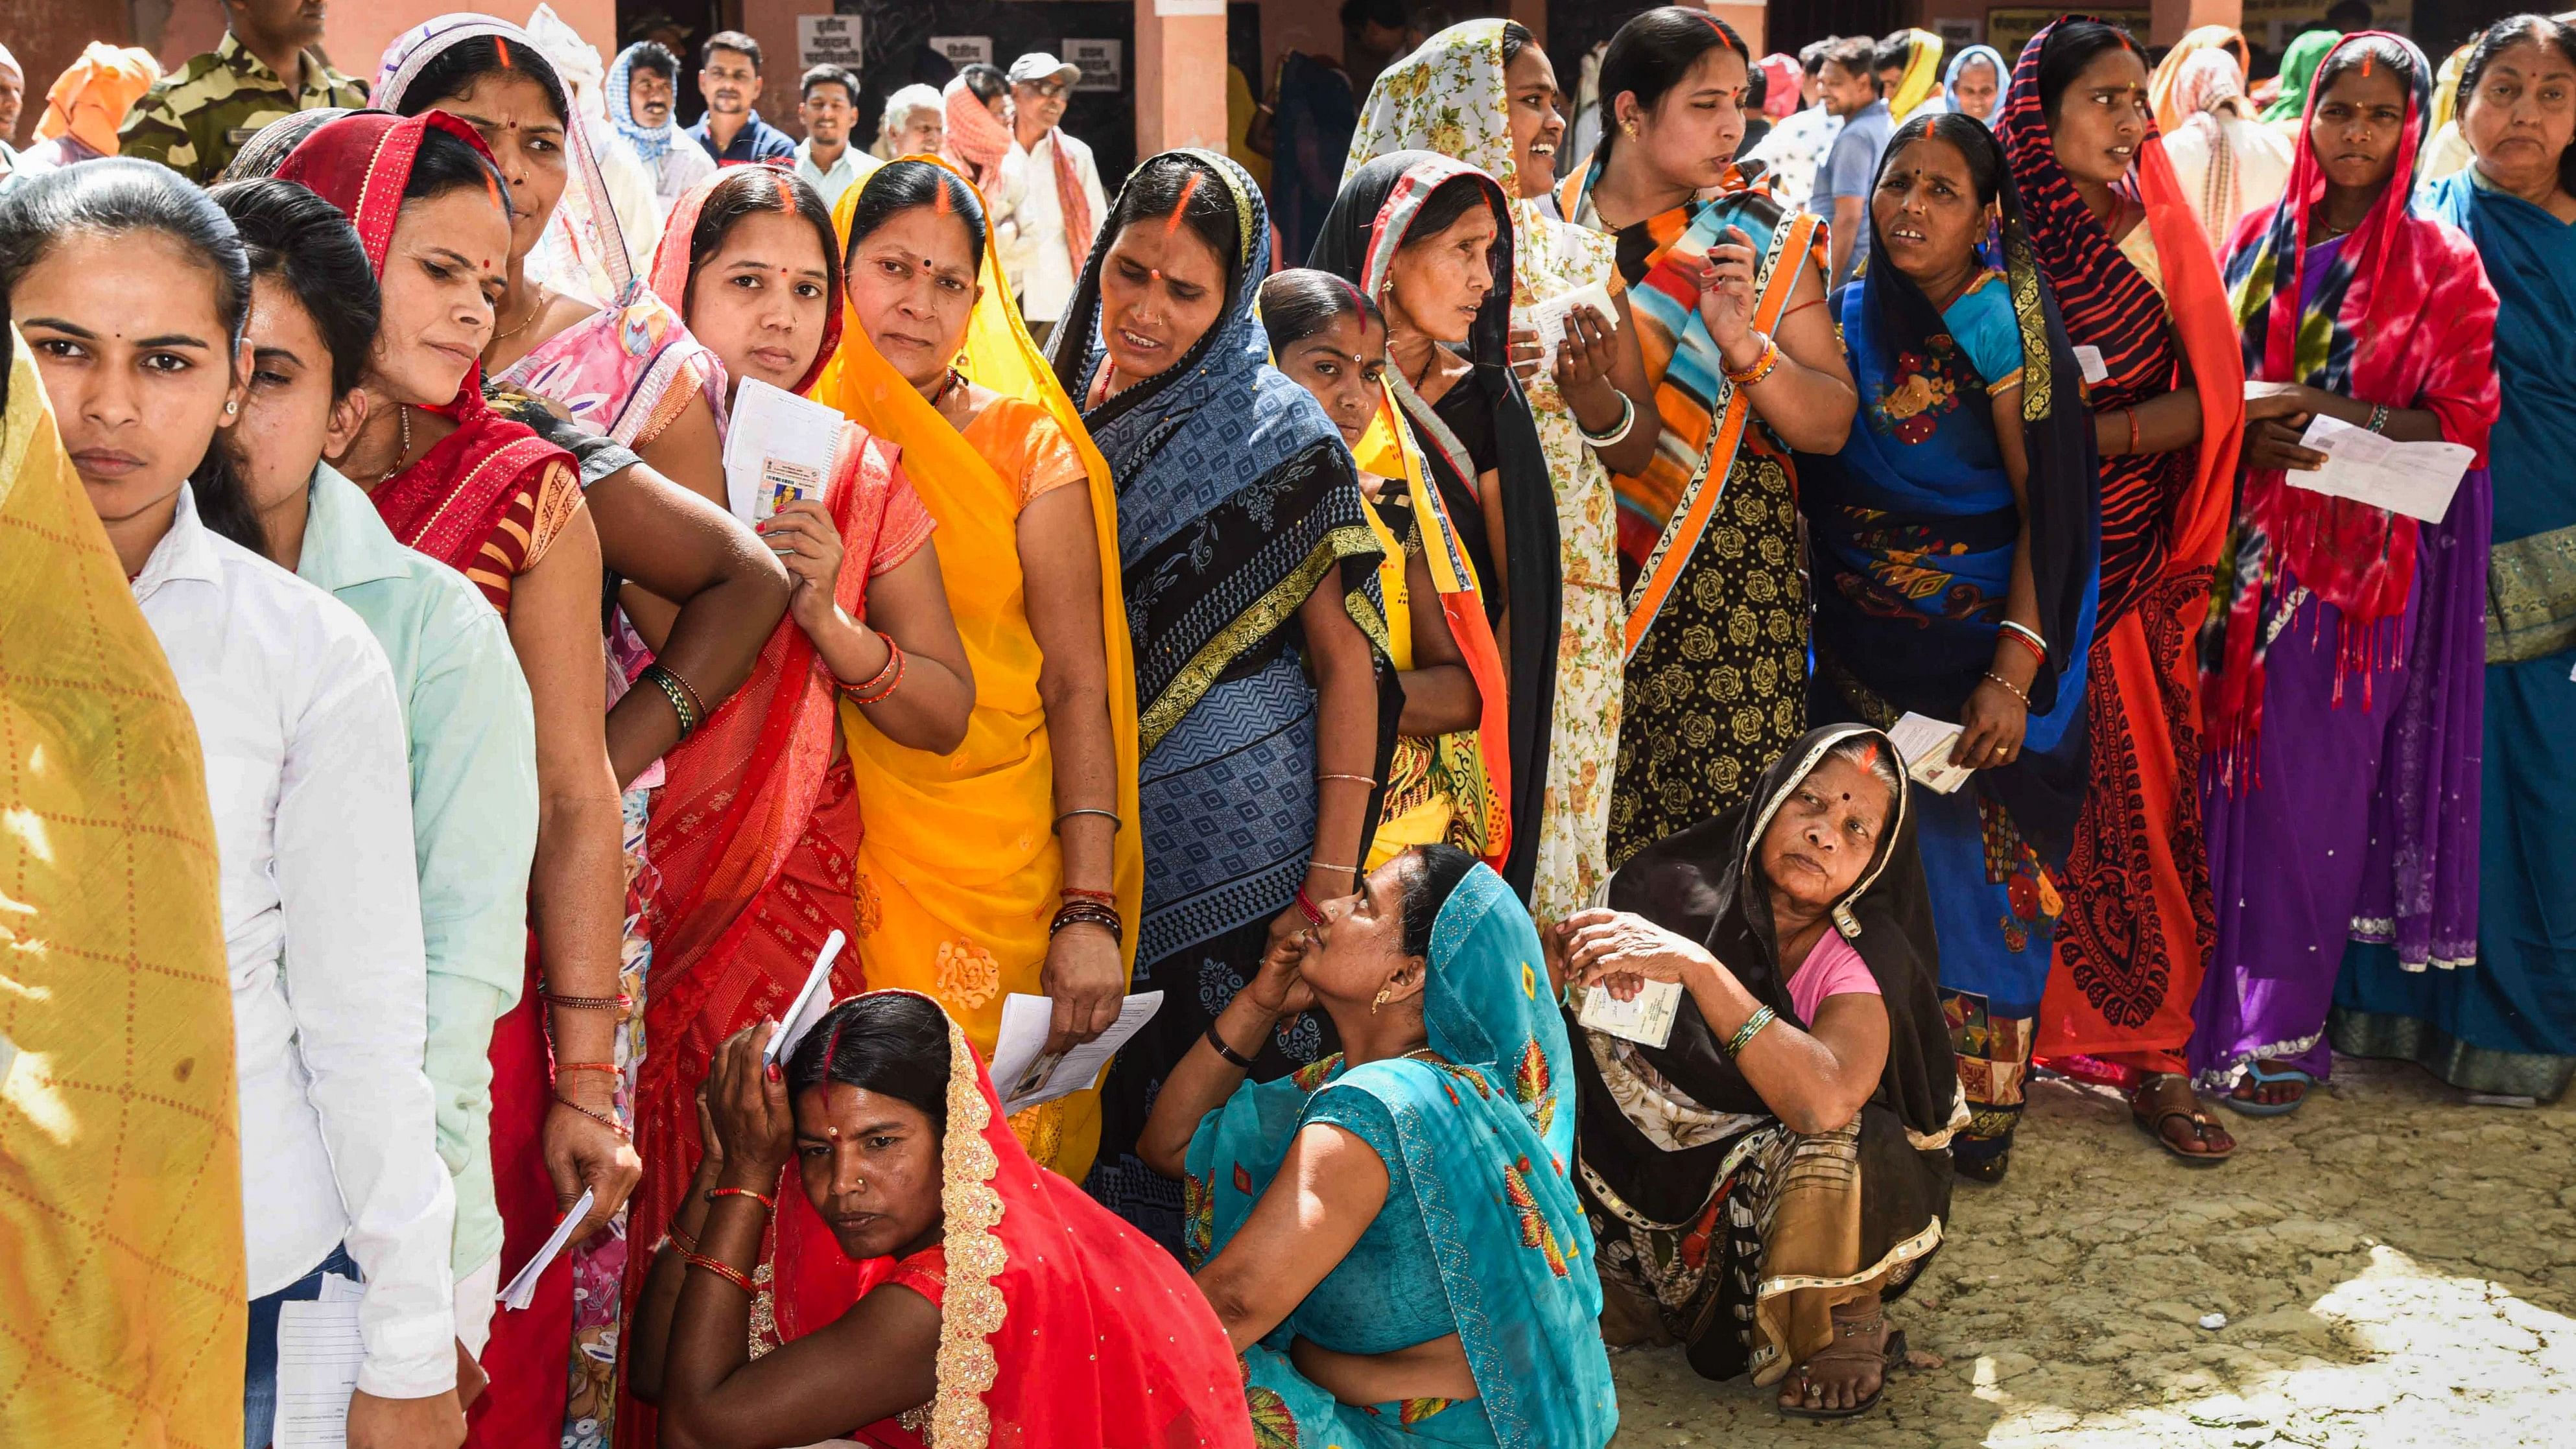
[2000,629,2046,666]
[1059,886,1117,905]
[1294,886,1326,926]
[2124,406,2140,454]
[707,1186,775,1212]
[680,1251,755,1294]
[661,1223,698,1255]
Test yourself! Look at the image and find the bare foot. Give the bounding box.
[1778,1293,1888,1415]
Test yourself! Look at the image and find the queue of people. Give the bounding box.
[3,6,2573,1448]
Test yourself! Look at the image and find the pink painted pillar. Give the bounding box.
[739,0,827,138]
[1701,4,1767,56]
[1135,0,1231,158]
[2151,0,2243,47]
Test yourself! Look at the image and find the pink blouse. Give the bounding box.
[1786,931,1881,1024]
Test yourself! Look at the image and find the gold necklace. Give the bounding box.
[491,291,546,347]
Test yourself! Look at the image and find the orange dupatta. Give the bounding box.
[814,158,1142,1179]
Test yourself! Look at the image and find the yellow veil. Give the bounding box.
[816,160,1140,1180]
[1890,30,1947,121]
[0,330,244,1441]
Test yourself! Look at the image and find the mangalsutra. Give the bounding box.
[373,403,414,484]
[932,366,967,408]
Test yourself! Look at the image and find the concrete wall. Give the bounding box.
[137,0,620,96]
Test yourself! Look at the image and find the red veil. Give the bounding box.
[769,993,1254,1448]
[621,167,927,1449]
[276,108,582,1448]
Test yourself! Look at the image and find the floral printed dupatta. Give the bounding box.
[1185,866,1616,1448]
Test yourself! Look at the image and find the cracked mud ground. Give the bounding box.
[1608,1058,2575,1446]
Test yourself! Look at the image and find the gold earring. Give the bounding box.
[1371,985,1393,1015]
[1624,121,1639,137]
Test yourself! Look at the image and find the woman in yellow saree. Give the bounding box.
[817,158,1142,1179]
[0,326,243,1441]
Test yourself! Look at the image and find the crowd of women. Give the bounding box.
[5,6,2571,1448]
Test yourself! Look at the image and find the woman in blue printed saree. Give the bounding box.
[1055,150,1403,1247]
[1798,112,2103,1183]
[1554,10,1860,866]
[1138,845,1617,1448]
[2192,32,2498,1113]
[2332,15,2576,1104]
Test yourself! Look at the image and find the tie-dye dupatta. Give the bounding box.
[2204,30,2499,757]
[1185,865,1616,1448]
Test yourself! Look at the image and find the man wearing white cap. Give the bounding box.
[1007,51,1106,347]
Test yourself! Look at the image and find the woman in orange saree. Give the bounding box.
[624,165,971,1449]
[815,157,1142,1181]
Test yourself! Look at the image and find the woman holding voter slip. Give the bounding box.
[814,156,1143,1183]
[2192,32,2498,1114]
[628,165,971,1446]
[1795,111,2101,1184]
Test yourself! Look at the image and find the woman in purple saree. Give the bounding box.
[2192,32,2497,1113]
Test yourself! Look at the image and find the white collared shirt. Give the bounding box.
[793,137,878,213]
[1015,128,1107,324]
[131,487,456,1398]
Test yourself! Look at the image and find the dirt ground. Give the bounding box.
[1607,1057,2576,1448]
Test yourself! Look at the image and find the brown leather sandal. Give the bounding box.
[2131,1072,2236,1165]
[1777,1307,1904,1419]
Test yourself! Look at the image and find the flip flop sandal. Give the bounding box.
[2131,1080,2236,1165]
[1777,1319,1906,1420]
[2221,1062,2315,1117]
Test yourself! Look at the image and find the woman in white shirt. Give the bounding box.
[0,159,464,1449]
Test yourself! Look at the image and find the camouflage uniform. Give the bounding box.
[117,32,368,183]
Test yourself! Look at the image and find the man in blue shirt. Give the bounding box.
[687,30,795,166]
[1810,34,1892,290]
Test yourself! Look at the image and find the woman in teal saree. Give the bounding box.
[1138,845,1616,1448]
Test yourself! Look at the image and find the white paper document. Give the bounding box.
[497,1187,594,1312]
[766,930,849,1070]
[724,377,845,524]
[1578,979,1684,1048]
[1525,280,1617,359]
[2289,412,2474,523]
[1887,711,1976,795]
[988,991,1163,1114]
[2071,344,2112,386]
[273,1277,366,1449]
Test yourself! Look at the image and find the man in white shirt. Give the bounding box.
[1006,51,1108,347]
[794,63,877,212]
[1744,38,1844,219]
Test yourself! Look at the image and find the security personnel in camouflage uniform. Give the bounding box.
[119,9,368,184]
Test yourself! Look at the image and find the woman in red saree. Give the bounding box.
[624,165,973,1449]
[2000,18,2247,1173]
[627,991,1252,1448]
[273,110,642,1446]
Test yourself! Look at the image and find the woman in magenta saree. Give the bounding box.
[2192,32,2497,1113]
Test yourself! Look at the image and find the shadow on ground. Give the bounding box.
[1608,1057,2576,1446]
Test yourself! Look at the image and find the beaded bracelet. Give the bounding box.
[1723,1004,1777,1059]
[552,1094,630,1138]
[1049,900,1124,943]
[680,1251,755,1295]
[707,1186,774,1212]
[1204,1020,1258,1071]
[2366,403,2393,435]
[1981,670,2033,707]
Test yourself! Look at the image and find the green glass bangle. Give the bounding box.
[1723,1004,1777,1060]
